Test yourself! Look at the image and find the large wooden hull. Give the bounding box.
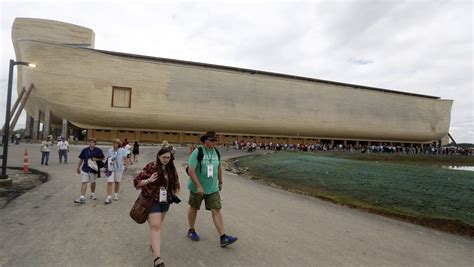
[13,18,453,143]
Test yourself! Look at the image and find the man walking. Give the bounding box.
[74,138,104,204]
[186,131,238,247]
[57,137,69,163]
[40,136,52,165]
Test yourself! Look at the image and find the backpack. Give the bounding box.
[186,146,221,175]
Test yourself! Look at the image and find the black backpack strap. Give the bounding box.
[196,147,220,172]
[197,147,204,173]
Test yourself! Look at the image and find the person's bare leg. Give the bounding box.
[114,182,120,193]
[90,182,96,193]
[107,182,113,196]
[211,209,225,236]
[148,213,166,259]
[188,207,198,229]
[80,182,87,196]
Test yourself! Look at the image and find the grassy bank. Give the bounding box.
[320,152,474,166]
[234,152,474,237]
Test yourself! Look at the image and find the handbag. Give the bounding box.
[88,159,98,171]
[87,149,99,172]
[130,186,160,224]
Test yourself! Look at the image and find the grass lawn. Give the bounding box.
[234,151,474,236]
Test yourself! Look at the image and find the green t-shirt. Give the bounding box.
[187,146,220,194]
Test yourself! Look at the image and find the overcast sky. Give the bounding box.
[1,0,472,143]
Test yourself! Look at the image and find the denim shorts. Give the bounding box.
[149,202,170,213]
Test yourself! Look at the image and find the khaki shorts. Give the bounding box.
[188,191,221,210]
[80,171,97,183]
[106,171,123,183]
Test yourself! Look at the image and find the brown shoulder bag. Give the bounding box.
[130,187,160,224]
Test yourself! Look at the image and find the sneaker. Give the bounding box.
[187,229,200,241]
[89,194,97,200]
[74,197,85,204]
[114,195,119,201]
[153,256,164,267]
[220,234,238,247]
[104,197,112,204]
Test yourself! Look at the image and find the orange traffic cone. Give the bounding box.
[23,149,29,175]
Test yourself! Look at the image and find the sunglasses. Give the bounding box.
[209,139,218,142]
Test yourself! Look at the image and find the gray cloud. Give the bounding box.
[0,0,472,142]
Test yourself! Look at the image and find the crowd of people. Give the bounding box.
[227,140,473,156]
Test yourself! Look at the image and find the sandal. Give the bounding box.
[153,256,165,267]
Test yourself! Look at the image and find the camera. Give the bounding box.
[167,194,181,204]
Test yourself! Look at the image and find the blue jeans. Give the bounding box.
[59,150,68,163]
[41,151,50,165]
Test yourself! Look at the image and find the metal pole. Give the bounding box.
[1,60,14,179]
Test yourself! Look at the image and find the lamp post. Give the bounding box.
[1,59,37,179]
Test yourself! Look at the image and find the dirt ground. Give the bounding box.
[0,167,48,208]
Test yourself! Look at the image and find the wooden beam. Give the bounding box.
[10,86,26,120]
[9,84,35,136]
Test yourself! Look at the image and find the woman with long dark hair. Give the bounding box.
[133,148,180,267]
